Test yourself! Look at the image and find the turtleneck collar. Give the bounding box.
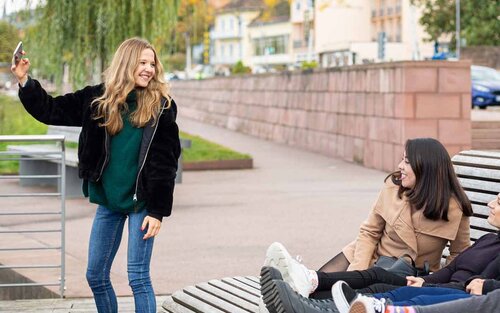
[126,89,137,103]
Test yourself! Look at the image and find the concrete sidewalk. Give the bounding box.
[0,117,386,302]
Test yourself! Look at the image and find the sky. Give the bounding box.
[1,0,41,15]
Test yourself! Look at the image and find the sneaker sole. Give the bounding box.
[331,282,350,313]
[349,301,368,313]
[260,266,284,313]
[262,278,296,313]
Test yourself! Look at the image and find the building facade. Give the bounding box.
[210,0,262,73]
[315,0,434,67]
[290,0,318,65]
[247,1,293,72]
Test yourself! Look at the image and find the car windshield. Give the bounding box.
[472,66,500,81]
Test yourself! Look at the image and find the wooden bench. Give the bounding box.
[451,150,499,242]
[162,150,500,313]
[7,126,191,197]
[162,276,264,313]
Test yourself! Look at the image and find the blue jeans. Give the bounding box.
[86,205,156,313]
[374,286,471,306]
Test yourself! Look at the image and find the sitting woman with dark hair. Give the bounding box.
[262,138,473,301]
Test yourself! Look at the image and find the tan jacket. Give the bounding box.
[342,179,470,272]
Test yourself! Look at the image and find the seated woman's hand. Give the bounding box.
[406,276,424,287]
[466,278,484,295]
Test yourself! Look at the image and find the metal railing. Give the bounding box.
[0,135,66,298]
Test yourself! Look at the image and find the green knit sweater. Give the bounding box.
[88,91,145,213]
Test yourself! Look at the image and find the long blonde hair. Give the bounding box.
[92,37,170,135]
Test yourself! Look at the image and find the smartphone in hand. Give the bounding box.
[12,41,23,65]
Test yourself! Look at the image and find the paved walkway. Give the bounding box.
[0,117,386,311]
[0,296,167,313]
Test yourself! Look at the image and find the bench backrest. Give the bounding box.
[47,125,81,143]
[452,150,499,241]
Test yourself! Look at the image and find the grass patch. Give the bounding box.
[0,94,251,173]
[180,131,251,163]
[0,94,48,174]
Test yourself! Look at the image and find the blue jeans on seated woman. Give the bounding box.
[373,286,471,306]
[85,205,156,313]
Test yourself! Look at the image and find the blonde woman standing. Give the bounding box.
[11,38,181,313]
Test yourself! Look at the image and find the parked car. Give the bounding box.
[471,65,500,109]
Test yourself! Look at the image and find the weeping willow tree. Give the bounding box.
[23,0,180,89]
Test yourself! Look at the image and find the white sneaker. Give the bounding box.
[263,242,316,297]
[331,281,354,313]
[348,295,387,313]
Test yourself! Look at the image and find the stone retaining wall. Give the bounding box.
[172,61,471,171]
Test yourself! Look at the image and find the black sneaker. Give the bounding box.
[261,266,285,313]
[261,276,339,313]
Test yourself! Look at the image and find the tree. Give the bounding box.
[413,0,500,47]
[22,0,180,89]
[173,0,214,53]
[0,21,19,63]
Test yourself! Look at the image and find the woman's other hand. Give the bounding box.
[141,215,162,240]
[10,50,30,85]
[466,278,484,295]
[406,276,424,287]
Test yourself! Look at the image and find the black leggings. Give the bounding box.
[310,267,407,299]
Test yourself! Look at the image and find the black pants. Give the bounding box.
[311,267,407,299]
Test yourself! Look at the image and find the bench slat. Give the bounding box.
[245,276,260,284]
[470,228,495,241]
[455,150,500,159]
[162,296,197,313]
[472,204,490,216]
[454,165,500,181]
[233,276,261,290]
[465,191,497,204]
[470,216,497,232]
[220,278,261,297]
[7,144,79,167]
[458,177,500,193]
[172,290,226,313]
[47,125,81,142]
[452,155,500,168]
[183,285,249,313]
[208,280,260,305]
[196,282,258,313]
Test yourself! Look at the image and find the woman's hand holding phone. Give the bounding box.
[11,43,30,86]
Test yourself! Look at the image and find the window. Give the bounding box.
[221,19,225,32]
[229,17,234,31]
[296,0,301,11]
[229,44,233,57]
[253,35,289,56]
[221,45,225,57]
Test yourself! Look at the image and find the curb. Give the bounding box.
[184,158,253,171]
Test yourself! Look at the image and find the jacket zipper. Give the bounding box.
[133,101,166,202]
[96,129,109,181]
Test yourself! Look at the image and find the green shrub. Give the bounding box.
[301,60,318,70]
[231,61,251,75]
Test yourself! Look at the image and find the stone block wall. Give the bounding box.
[172,61,471,172]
